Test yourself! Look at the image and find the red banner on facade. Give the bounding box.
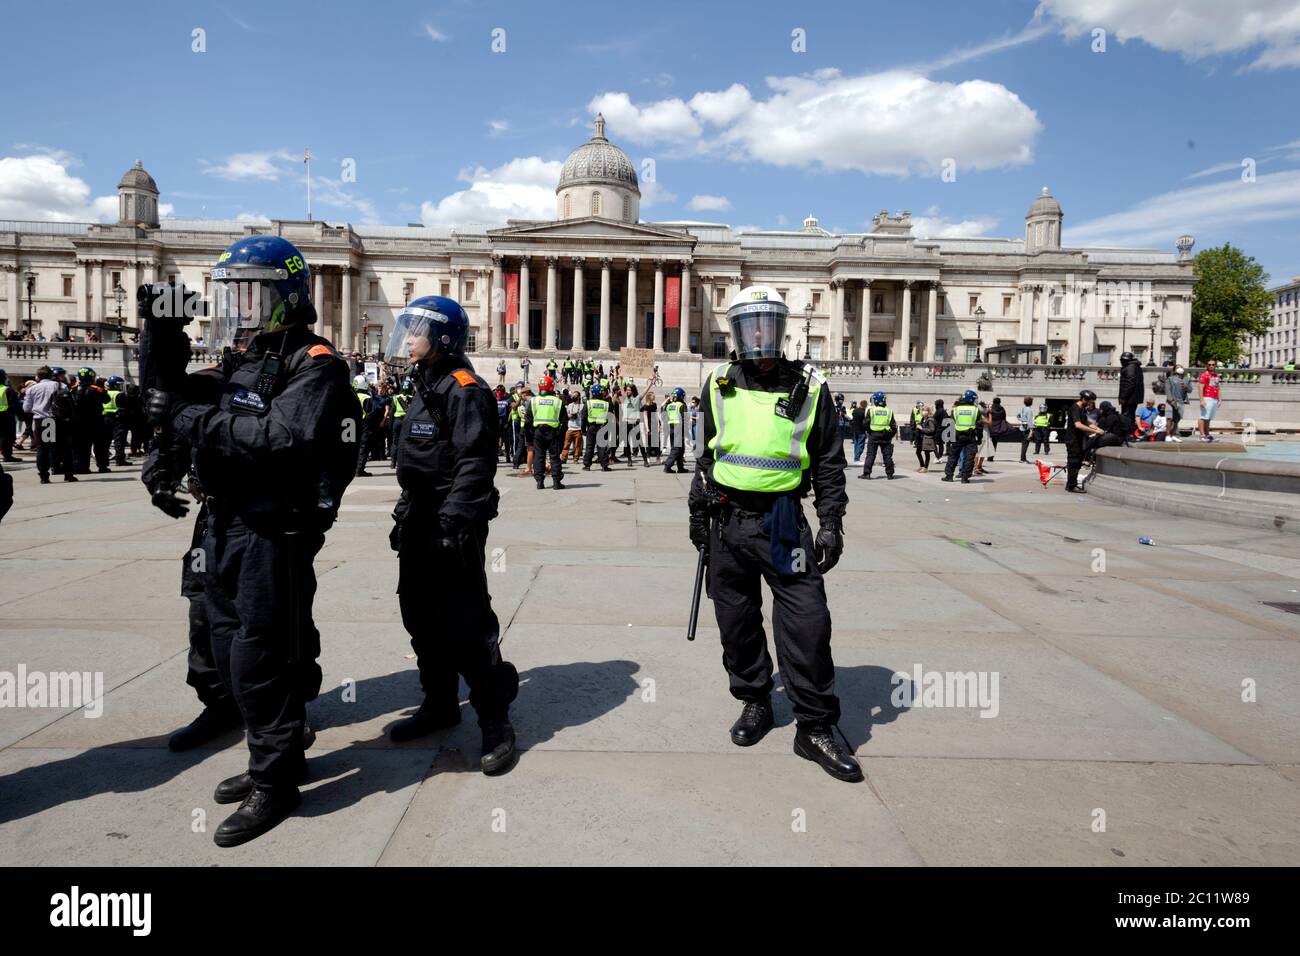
[505,272,519,325]
[665,275,681,329]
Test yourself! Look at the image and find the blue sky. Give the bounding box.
[3,0,1299,284]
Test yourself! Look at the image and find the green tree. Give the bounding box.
[1189,244,1272,365]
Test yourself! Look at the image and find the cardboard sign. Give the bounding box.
[618,346,654,380]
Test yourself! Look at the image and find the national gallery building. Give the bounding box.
[2,116,1195,366]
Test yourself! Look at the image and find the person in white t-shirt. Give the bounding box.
[1150,403,1168,442]
[561,390,584,463]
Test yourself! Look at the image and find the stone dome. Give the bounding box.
[557,115,639,194]
[1026,186,1061,219]
[118,160,158,194]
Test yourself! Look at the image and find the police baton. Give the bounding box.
[687,544,706,643]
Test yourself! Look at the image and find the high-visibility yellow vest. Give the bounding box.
[665,400,684,425]
[103,389,121,415]
[587,399,609,424]
[707,363,821,493]
[355,390,372,414]
[0,387,10,413]
[1034,413,1051,428]
[953,404,980,432]
[531,395,561,427]
[912,407,924,425]
[393,394,408,418]
[869,406,894,432]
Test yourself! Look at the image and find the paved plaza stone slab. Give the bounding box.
[1,448,1297,865]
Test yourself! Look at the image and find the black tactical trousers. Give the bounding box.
[943,438,977,479]
[863,437,894,476]
[582,423,610,468]
[355,423,372,474]
[397,513,514,726]
[533,425,562,484]
[92,417,112,470]
[181,506,235,712]
[112,414,129,464]
[707,507,839,728]
[1065,439,1085,490]
[203,511,324,788]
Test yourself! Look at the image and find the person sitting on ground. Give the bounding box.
[1150,403,1168,441]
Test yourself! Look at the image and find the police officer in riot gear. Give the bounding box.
[688,285,860,783]
[524,374,566,490]
[941,390,982,483]
[662,387,688,473]
[149,235,358,846]
[385,296,519,774]
[581,382,613,471]
[859,390,897,479]
[103,375,129,466]
[389,376,412,468]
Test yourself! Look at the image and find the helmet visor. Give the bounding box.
[211,279,288,350]
[386,305,459,366]
[726,304,787,360]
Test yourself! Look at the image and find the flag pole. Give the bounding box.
[305,147,312,222]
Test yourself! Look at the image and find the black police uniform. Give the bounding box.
[862,406,897,478]
[72,383,107,472]
[525,392,566,488]
[392,355,517,728]
[662,399,688,473]
[942,400,981,481]
[173,326,357,789]
[581,402,613,471]
[689,359,848,730]
[1064,401,1090,491]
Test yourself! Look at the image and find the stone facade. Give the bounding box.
[1249,277,1300,368]
[1,123,1196,366]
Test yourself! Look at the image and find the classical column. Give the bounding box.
[599,258,612,352]
[75,260,88,323]
[313,269,324,332]
[519,258,531,350]
[571,257,585,351]
[900,280,913,362]
[340,267,354,353]
[677,261,691,353]
[478,269,491,350]
[925,282,938,362]
[701,275,715,354]
[3,266,16,331]
[828,280,844,363]
[1019,284,1033,341]
[142,259,157,285]
[625,258,639,348]
[652,259,665,352]
[91,260,104,322]
[1039,285,1052,347]
[491,256,504,350]
[1069,282,1084,364]
[858,282,872,360]
[544,256,558,351]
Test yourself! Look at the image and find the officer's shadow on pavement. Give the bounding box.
[772,664,913,754]
[296,660,640,818]
[0,661,640,827]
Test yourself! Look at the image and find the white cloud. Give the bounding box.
[200,149,296,181]
[420,157,563,226]
[1040,0,1300,70]
[639,179,677,207]
[1064,168,1300,247]
[688,194,731,211]
[1185,160,1249,180]
[235,212,270,223]
[487,119,509,136]
[311,176,381,225]
[424,24,447,42]
[587,92,701,145]
[0,152,117,222]
[910,212,1000,237]
[590,68,1041,176]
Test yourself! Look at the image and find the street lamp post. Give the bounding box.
[973,305,985,362]
[1169,327,1182,366]
[803,302,813,360]
[1147,309,1159,366]
[113,284,126,325]
[24,270,36,336]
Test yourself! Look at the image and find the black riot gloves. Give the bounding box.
[814,516,844,574]
[150,486,191,520]
[689,506,710,551]
[145,387,173,427]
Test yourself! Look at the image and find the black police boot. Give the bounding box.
[388,699,462,742]
[729,698,774,747]
[214,762,309,805]
[886,473,897,480]
[940,475,954,482]
[601,464,612,471]
[793,726,863,782]
[535,479,545,489]
[63,475,78,482]
[356,469,372,478]
[97,466,111,473]
[552,478,565,490]
[213,786,302,847]
[582,464,591,470]
[858,472,871,479]
[480,719,518,775]
[961,477,971,484]
[167,704,243,752]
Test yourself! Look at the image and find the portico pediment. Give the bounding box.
[488,217,695,244]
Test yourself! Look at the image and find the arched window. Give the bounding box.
[623,195,631,222]
[564,194,571,219]
[591,190,601,216]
